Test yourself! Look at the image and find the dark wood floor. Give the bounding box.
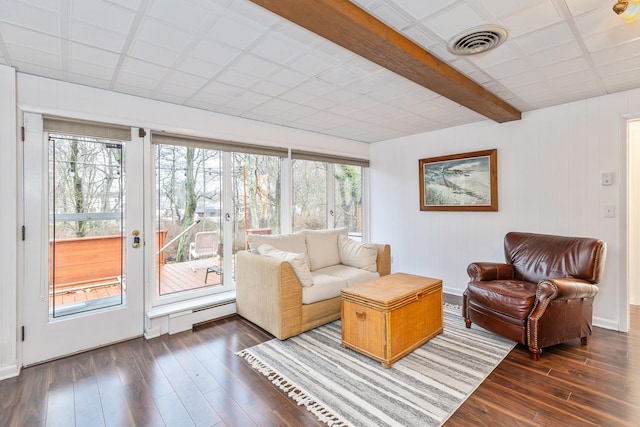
[1,298,638,427]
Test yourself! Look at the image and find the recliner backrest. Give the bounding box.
[504,232,606,284]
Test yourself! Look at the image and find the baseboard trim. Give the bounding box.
[593,316,618,331]
[0,364,20,381]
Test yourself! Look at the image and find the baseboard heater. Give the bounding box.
[168,300,236,334]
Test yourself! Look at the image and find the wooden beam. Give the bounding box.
[249,0,521,123]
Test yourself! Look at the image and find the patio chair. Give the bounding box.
[189,231,220,272]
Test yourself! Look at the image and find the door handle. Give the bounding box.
[132,229,141,248]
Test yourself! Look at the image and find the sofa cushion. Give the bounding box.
[257,244,313,287]
[303,273,347,304]
[305,227,348,271]
[249,231,308,264]
[338,235,378,273]
[313,264,379,287]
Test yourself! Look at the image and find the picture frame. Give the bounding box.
[419,149,498,211]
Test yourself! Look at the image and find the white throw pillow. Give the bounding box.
[248,231,309,264]
[305,228,348,271]
[257,243,314,287]
[338,234,378,273]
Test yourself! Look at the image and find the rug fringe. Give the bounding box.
[237,349,350,426]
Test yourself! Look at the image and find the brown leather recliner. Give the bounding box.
[463,232,607,360]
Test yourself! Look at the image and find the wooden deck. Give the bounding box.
[50,259,223,306]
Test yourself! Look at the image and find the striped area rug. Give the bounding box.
[237,305,515,426]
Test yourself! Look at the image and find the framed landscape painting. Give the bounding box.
[419,149,498,211]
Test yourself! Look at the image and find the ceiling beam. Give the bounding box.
[250,0,521,123]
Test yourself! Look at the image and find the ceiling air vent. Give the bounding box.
[447,25,508,56]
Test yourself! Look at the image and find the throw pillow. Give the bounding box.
[305,228,348,271]
[338,234,378,273]
[248,231,309,265]
[257,243,314,287]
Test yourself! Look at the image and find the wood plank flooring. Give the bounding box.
[1,298,637,426]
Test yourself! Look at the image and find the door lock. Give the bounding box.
[132,229,141,248]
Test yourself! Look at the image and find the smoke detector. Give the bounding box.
[448,25,508,56]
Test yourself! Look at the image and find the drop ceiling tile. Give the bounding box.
[422,3,485,40]
[314,41,357,63]
[13,61,63,79]
[500,1,561,37]
[7,43,61,68]
[163,71,207,89]
[147,0,214,32]
[527,42,582,68]
[303,96,337,110]
[229,54,279,78]
[117,71,161,90]
[512,22,574,54]
[189,39,242,66]
[382,0,452,20]
[402,26,437,49]
[573,5,621,37]
[228,0,279,29]
[498,71,543,90]
[0,23,60,53]
[69,42,119,67]
[466,42,519,68]
[317,65,361,86]
[251,32,308,64]
[68,58,114,80]
[563,0,605,16]
[369,4,411,30]
[70,20,126,52]
[0,0,59,36]
[267,68,308,87]
[278,89,314,104]
[177,57,222,79]
[597,56,640,77]
[206,15,264,50]
[539,56,590,79]
[120,57,167,80]
[156,82,195,99]
[105,0,143,11]
[582,26,640,54]
[250,80,288,96]
[154,92,190,104]
[71,0,135,34]
[295,78,337,96]
[287,52,334,77]
[216,69,260,88]
[466,69,493,85]
[113,81,152,98]
[277,21,323,47]
[67,72,111,89]
[478,0,544,19]
[136,18,193,52]
[590,39,640,66]
[129,40,179,67]
[484,58,530,79]
[19,0,59,13]
[321,88,360,103]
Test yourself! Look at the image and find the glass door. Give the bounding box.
[154,143,226,300]
[22,113,144,365]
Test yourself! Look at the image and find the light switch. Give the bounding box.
[604,205,616,218]
[602,173,614,186]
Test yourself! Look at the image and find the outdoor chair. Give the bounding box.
[189,231,220,272]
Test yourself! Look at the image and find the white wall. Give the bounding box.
[370,89,640,331]
[0,66,17,379]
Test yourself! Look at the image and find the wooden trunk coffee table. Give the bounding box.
[341,273,443,368]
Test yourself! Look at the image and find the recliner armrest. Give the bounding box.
[536,278,599,302]
[467,262,514,281]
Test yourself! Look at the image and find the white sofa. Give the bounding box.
[235,228,391,339]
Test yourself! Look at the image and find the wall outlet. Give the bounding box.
[604,205,616,218]
[602,173,614,186]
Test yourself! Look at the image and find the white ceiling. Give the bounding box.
[1,0,639,143]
